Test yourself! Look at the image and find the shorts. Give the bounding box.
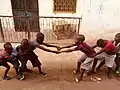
[0,60,10,68]
[5,57,20,69]
[77,54,87,63]
[78,54,94,71]
[20,51,41,67]
[95,52,115,68]
[9,59,20,69]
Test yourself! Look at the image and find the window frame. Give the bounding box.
[53,0,77,13]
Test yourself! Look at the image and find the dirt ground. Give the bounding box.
[0,45,120,90]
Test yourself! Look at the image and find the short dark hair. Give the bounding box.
[36,32,44,39]
[21,39,29,44]
[115,33,120,38]
[97,39,105,47]
[76,34,85,42]
[4,42,12,49]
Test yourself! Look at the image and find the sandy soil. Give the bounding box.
[0,47,120,90]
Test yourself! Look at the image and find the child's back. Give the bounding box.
[75,42,96,57]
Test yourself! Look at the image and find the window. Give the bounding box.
[53,0,77,13]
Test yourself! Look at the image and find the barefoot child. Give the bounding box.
[17,33,59,79]
[15,39,31,80]
[0,42,20,80]
[92,33,120,73]
[60,34,96,82]
[91,39,117,79]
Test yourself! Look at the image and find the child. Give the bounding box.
[114,33,120,74]
[94,33,120,74]
[15,40,30,80]
[60,34,96,82]
[0,42,20,80]
[91,39,117,78]
[18,33,59,79]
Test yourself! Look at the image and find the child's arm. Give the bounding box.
[37,45,59,54]
[60,44,76,49]
[42,42,60,50]
[61,48,76,53]
[92,49,105,57]
[92,45,97,49]
[43,42,58,48]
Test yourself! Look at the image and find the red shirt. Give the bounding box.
[103,41,117,55]
[0,50,11,62]
[75,42,96,57]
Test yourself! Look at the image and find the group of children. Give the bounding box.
[0,32,120,83]
[0,32,59,80]
[59,33,120,82]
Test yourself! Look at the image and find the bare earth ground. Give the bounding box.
[0,44,120,90]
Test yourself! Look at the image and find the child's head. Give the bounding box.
[75,34,85,44]
[115,33,120,43]
[4,42,13,53]
[36,32,44,44]
[97,39,106,48]
[21,39,29,48]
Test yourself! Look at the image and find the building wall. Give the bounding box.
[0,0,12,15]
[0,0,120,42]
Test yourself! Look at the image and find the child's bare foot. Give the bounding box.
[95,77,102,81]
[73,70,80,74]
[74,78,83,83]
[90,78,97,82]
[39,72,47,77]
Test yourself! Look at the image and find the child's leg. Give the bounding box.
[75,58,93,82]
[18,69,25,80]
[11,58,20,75]
[29,52,47,76]
[75,54,87,73]
[91,53,105,73]
[37,65,47,76]
[35,58,47,76]
[76,62,81,73]
[3,63,11,80]
[115,56,120,72]
[18,64,25,80]
[15,68,19,75]
[96,59,105,71]
[107,67,112,79]
[75,69,85,83]
[20,56,32,72]
[79,69,85,81]
[105,54,115,79]
[18,56,29,80]
[91,58,99,73]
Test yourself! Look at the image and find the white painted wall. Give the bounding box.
[0,0,120,42]
[0,0,12,15]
